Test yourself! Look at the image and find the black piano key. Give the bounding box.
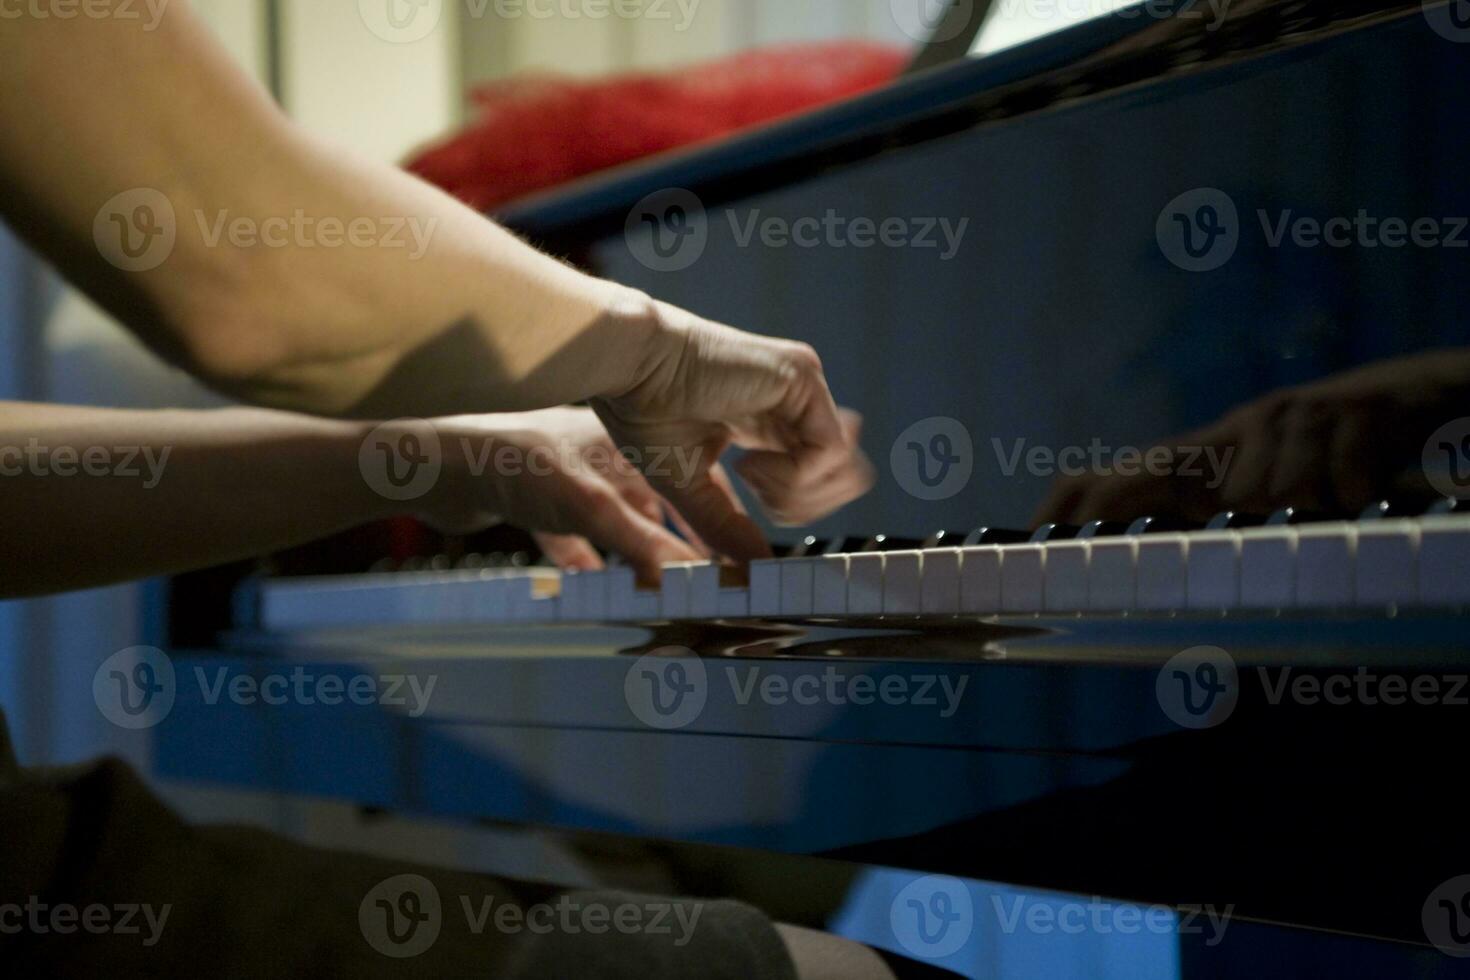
[1205,511,1269,531]
[865,535,925,552]
[922,530,969,549]
[789,536,830,558]
[1427,497,1470,515]
[1358,500,1420,520]
[1030,524,1081,543]
[1125,516,1194,535]
[1078,520,1130,539]
[823,536,874,556]
[1266,507,1330,526]
[962,527,1032,547]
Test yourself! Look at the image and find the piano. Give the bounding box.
[157,3,1470,976]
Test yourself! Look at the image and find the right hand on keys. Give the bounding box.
[592,293,874,563]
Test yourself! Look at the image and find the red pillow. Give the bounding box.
[406,41,908,211]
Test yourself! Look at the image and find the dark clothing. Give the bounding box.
[0,712,795,979]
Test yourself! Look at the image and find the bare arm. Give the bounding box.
[0,402,718,598]
[0,2,874,559]
[0,0,646,416]
[0,402,396,597]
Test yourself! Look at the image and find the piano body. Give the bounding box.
[158,4,1470,975]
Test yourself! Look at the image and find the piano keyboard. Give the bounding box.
[253,510,1470,632]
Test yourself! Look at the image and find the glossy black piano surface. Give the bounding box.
[156,613,1470,971]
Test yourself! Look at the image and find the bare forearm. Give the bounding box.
[0,1,655,418]
[0,403,394,598]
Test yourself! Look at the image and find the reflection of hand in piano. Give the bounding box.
[1035,348,1470,525]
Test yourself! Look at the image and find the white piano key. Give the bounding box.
[959,547,1002,614]
[558,571,584,621]
[607,565,637,618]
[660,563,694,619]
[1087,538,1138,612]
[1043,541,1089,613]
[1135,535,1188,612]
[580,570,610,621]
[847,553,884,615]
[780,558,816,616]
[1001,545,1045,614]
[631,590,661,620]
[1354,519,1419,607]
[749,560,782,617]
[525,595,558,623]
[1239,527,1297,609]
[920,548,962,615]
[1418,516,1470,606]
[882,551,923,615]
[1186,531,1240,610]
[813,555,850,615]
[688,563,721,618]
[505,575,535,622]
[1294,524,1356,609]
[717,588,749,618]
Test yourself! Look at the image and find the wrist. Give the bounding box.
[586,285,673,401]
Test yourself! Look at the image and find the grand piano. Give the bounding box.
[153,2,1470,976]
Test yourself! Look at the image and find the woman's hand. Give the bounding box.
[421,407,708,583]
[594,296,874,562]
[1035,348,1470,525]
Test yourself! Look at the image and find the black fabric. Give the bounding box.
[0,711,796,979]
